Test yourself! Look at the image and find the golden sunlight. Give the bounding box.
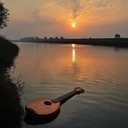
[72,49,76,63]
[71,22,76,28]
[72,44,75,48]
[72,44,76,63]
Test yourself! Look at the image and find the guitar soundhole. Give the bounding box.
[44,101,52,106]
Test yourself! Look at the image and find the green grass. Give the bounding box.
[0,36,19,69]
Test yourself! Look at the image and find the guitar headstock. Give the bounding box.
[74,87,85,94]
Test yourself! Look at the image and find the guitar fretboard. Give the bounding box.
[51,90,77,103]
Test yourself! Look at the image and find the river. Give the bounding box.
[11,42,128,128]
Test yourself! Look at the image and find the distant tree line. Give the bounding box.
[17,36,65,42]
[18,34,124,42]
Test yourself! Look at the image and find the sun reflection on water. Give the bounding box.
[72,49,76,63]
[72,44,75,48]
[72,44,76,63]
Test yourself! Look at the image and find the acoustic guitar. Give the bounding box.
[25,87,85,118]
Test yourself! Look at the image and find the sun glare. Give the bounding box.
[72,44,75,48]
[71,22,76,28]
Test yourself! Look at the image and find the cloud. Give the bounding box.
[58,0,81,19]
[32,0,128,26]
[28,1,61,26]
[2,0,128,39]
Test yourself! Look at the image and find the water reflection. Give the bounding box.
[72,44,75,49]
[24,110,60,125]
[72,44,76,63]
[14,43,128,128]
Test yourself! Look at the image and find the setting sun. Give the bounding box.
[71,22,76,28]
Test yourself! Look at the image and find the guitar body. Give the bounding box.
[25,87,85,120]
[25,98,60,117]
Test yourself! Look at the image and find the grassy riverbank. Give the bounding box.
[0,36,19,69]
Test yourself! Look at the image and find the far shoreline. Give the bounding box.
[14,38,128,48]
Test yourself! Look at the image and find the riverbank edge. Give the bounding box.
[0,37,23,128]
[0,36,19,70]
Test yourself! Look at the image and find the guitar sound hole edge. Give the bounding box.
[44,101,52,106]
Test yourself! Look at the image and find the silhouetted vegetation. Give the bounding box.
[0,36,19,70]
[16,36,65,42]
[0,36,22,128]
[0,2,23,128]
[16,36,128,48]
[115,34,121,38]
[0,71,23,128]
[17,36,43,42]
[0,1,9,29]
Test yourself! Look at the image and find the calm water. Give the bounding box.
[11,43,128,128]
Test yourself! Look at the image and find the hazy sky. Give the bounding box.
[1,0,128,39]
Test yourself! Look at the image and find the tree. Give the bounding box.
[0,1,9,29]
[60,37,64,40]
[115,34,120,39]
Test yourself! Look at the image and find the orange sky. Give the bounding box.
[2,0,128,39]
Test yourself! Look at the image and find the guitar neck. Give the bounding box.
[51,90,78,104]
